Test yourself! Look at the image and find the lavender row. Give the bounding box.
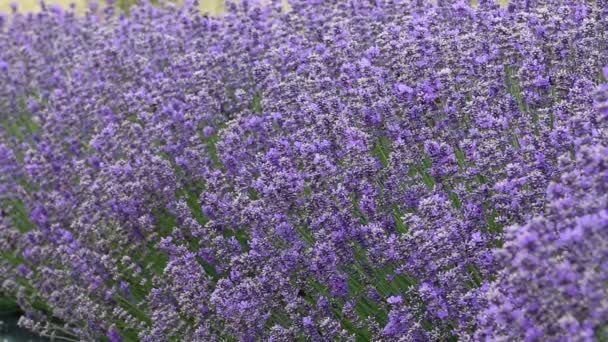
[1,0,608,341]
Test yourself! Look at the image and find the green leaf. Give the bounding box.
[371,136,391,168]
[252,93,263,114]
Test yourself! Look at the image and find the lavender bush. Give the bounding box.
[0,0,607,341]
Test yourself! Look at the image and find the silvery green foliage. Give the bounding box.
[0,0,607,341]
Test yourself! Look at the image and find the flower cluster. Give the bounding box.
[0,0,607,341]
[475,69,608,341]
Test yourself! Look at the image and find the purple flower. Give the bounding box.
[395,83,414,95]
[107,326,122,342]
[16,264,32,278]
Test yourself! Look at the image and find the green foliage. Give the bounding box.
[371,136,391,168]
[0,294,19,315]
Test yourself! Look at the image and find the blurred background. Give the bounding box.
[0,0,227,15]
[0,0,509,16]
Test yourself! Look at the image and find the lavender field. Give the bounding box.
[1,0,607,341]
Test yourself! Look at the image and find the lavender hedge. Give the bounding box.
[0,0,607,341]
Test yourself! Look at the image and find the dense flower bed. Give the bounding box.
[0,0,607,341]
